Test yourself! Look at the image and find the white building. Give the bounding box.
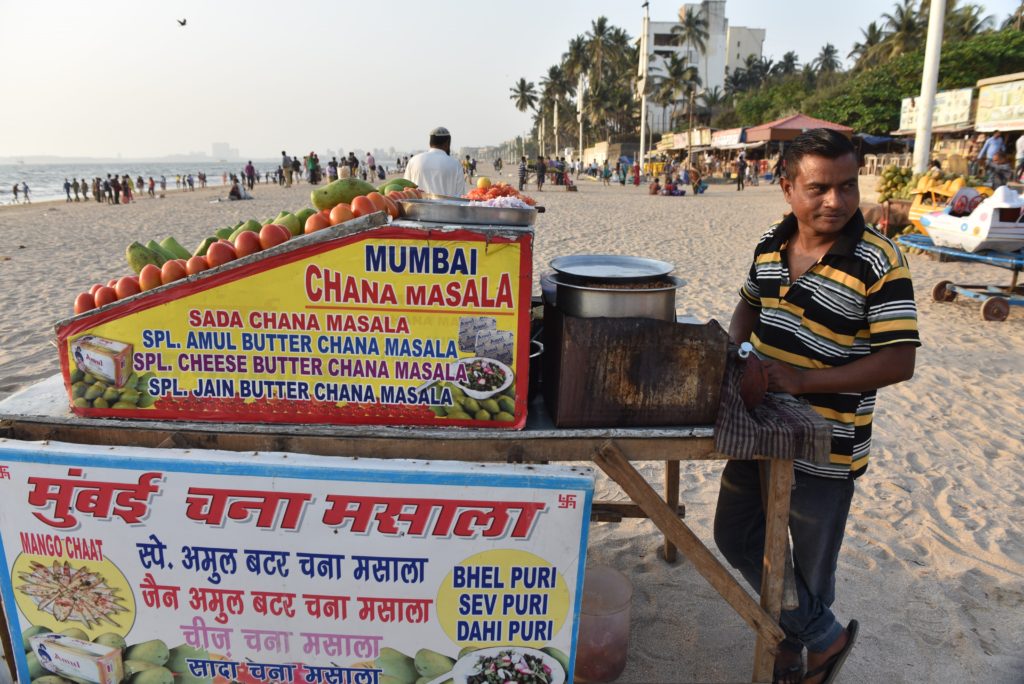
[643,1,764,133]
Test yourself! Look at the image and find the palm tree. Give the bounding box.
[671,6,709,67]
[654,53,701,130]
[946,3,995,39]
[509,78,538,114]
[724,69,747,97]
[849,21,885,69]
[813,43,842,74]
[773,51,800,76]
[562,34,591,82]
[699,86,727,125]
[1002,0,1024,30]
[881,0,924,59]
[585,16,613,82]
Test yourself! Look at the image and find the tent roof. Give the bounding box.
[745,113,854,142]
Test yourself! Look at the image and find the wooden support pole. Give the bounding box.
[752,459,795,682]
[663,460,680,562]
[593,441,786,654]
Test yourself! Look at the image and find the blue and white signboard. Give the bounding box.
[0,440,593,684]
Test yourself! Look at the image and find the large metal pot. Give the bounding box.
[546,273,685,321]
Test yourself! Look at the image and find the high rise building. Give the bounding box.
[643,1,764,133]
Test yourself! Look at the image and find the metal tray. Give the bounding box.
[549,254,675,283]
[398,198,537,226]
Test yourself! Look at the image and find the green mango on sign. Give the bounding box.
[541,646,570,674]
[375,647,418,684]
[32,676,73,684]
[128,666,174,684]
[91,397,109,409]
[102,387,121,403]
[124,639,170,666]
[22,625,51,652]
[165,644,209,675]
[26,651,45,679]
[93,632,127,650]
[123,659,160,677]
[58,627,89,641]
[414,649,455,677]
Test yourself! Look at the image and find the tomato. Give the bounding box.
[234,230,263,258]
[88,283,104,296]
[94,286,118,307]
[350,195,375,218]
[74,292,95,314]
[381,196,400,219]
[259,224,290,250]
[107,278,118,288]
[114,276,141,299]
[365,192,388,213]
[206,241,237,267]
[139,264,162,291]
[329,203,354,225]
[386,190,405,202]
[161,259,187,285]
[305,212,332,233]
[186,255,209,275]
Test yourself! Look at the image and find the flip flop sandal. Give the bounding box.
[803,619,858,684]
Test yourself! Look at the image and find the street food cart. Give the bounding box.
[0,201,832,683]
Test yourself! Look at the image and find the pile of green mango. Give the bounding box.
[311,177,378,211]
[430,382,516,422]
[22,626,208,684]
[70,368,156,410]
[125,237,192,274]
[375,647,455,684]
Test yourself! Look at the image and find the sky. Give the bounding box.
[0,0,1019,160]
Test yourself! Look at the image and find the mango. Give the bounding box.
[429,406,447,417]
[498,396,516,414]
[102,386,121,403]
[112,401,137,410]
[124,639,170,666]
[58,628,89,641]
[93,632,127,650]
[126,241,164,273]
[193,237,217,257]
[379,178,417,192]
[228,220,262,241]
[274,212,302,236]
[129,666,174,684]
[375,647,418,684]
[214,227,234,240]
[22,625,51,652]
[123,659,160,677]
[160,237,191,260]
[458,646,479,659]
[378,677,407,684]
[414,649,455,678]
[473,409,491,421]
[70,369,84,383]
[82,372,96,384]
[294,207,317,227]
[480,398,501,414]
[495,411,515,422]
[137,394,157,408]
[91,397,109,409]
[27,650,45,679]
[72,397,90,408]
[447,411,472,420]
[461,397,481,414]
[311,178,376,211]
[71,382,86,398]
[32,676,73,684]
[119,388,141,405]
[165,644,209,674]
[146,240,177,264]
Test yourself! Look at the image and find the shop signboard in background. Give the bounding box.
[55,224,533,428]
[899,87,974,132]
[0,441,593,684]
[975,76,1024,131]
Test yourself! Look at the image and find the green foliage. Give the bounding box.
[733,75,811,126]
[805,30,1024,134]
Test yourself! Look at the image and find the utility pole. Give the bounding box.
[913,0,946,173]
[554,101,560,159]
[687,88,695,168]
[578,73,585,166]
[638,1,650,179]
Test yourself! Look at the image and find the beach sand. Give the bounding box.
[0,174,1022,682]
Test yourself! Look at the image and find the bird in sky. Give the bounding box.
[177,18,187,26]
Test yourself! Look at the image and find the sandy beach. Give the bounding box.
[0,173,1022,683]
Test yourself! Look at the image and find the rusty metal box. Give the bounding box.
[542,306,728,427]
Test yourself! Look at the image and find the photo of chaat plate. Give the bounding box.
[438,646,566,684]
[453,357,515,400]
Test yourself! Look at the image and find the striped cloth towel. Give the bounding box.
[714,354,832,464]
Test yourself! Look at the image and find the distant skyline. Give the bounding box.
[1,0,1019,159]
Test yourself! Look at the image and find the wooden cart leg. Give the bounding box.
[662,460,680,562]
[593,442,786,658]
[752,459,795,682]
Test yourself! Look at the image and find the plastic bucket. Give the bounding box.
[574,566,633,682]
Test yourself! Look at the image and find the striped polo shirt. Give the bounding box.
[740,210,920,479]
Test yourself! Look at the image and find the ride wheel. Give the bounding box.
[980,296,1010,321]
[931,280,957,302]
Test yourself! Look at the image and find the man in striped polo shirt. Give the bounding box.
[714,129,919,684]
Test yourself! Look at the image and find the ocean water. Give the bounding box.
[1,159,405,204]
[0,162,257,204]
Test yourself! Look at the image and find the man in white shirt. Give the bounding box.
[404,127,466,198]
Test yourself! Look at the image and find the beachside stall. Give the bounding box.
[0,186,833,683]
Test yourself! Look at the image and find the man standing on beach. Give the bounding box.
[536,155,546,192]
[715,129,919,684]
[518,156,528,191]
[282,151,293,187]
[403,126,466,198]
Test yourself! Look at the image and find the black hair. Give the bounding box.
[782,128,856,180]
[429,134,451,148]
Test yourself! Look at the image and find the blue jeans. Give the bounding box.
[713,460,854,652]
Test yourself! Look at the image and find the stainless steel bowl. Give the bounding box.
[398,198,537,226]
[548,273,685,321]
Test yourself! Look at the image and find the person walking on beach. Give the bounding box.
[282,151,293,187]
[736,152,747,191]
[517,156,528,191]
[716,129,919,684]
[64,178,72,202]
[245,161,255,190]
[21,182,30,203]
[536,155,546,192]
[80,178,89,201]
[72,178,81,201]
[403,126,466,198]
[11,183,19,204]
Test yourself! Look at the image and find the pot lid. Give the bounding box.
[549,254,675,282]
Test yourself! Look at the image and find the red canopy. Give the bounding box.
[745,113,854,142]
